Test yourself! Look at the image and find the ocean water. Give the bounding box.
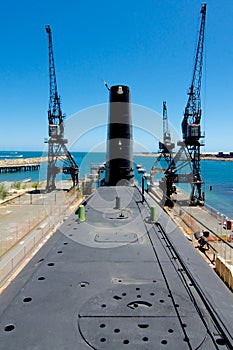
[0,151,232,219]
[0,151,106,183]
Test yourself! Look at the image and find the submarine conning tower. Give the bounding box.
[105,85,134,186]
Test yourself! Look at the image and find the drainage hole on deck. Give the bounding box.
[69,234,73,237]
[159,299,165,303]
[142,337,149,342]
[138,324,149,329]
[123,340,129,344]
[114,329,120,333]
[63,242,68,245]
[113,295,122,300]
[161,339,168,345]
[168,329,174,333]
[38,276,46,281]
[150,292,155,296]
[47,263,54,266]
[216,338,226,346]
[34,258,45,267]
[23,297,32,303]
[101,304,106,308]
[122,293,127,296]
[57,251,63,254]
[100,338,106,342]
[136,287,140,291]
[4,324,15,332]
[79,281,89,288]
[127,301,152,309]
[99,324,106,328]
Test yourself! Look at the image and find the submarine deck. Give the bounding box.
[0,186,232,349]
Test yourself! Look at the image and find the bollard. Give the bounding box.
[78,205,86,222]
[115,196,121,209]
[151,206,156,223]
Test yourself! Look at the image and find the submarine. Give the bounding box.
[0,85,233,349]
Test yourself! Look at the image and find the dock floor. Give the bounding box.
[148,183,233,290]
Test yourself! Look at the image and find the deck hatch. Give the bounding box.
[94,232,137,243]
[78,285,207,349]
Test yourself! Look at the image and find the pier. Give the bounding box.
[0,157,47,174]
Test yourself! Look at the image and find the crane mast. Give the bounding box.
[181,3,206,204]
[161,101,174,149]
[156,4,206,207]
[150,102,174,195]
[46,25,63,132]
[163,101,169,143]
[45,25,79,191]
[182,3,206,140]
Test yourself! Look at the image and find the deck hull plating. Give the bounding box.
[0,186,232,349]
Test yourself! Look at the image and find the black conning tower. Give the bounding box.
[105,85,134,186]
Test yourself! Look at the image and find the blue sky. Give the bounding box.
[0,0,232,152]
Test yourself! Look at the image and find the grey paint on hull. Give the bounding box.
[0,186,232,349]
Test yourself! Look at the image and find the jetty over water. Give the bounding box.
[0,157,47,173]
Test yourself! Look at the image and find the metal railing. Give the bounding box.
[0,188,83,288]
[148,185,233,290]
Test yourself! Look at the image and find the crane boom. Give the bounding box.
[45,25,63,129]
[182,3,206,141]
[159,101,175,152]
[163,101,170,144]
